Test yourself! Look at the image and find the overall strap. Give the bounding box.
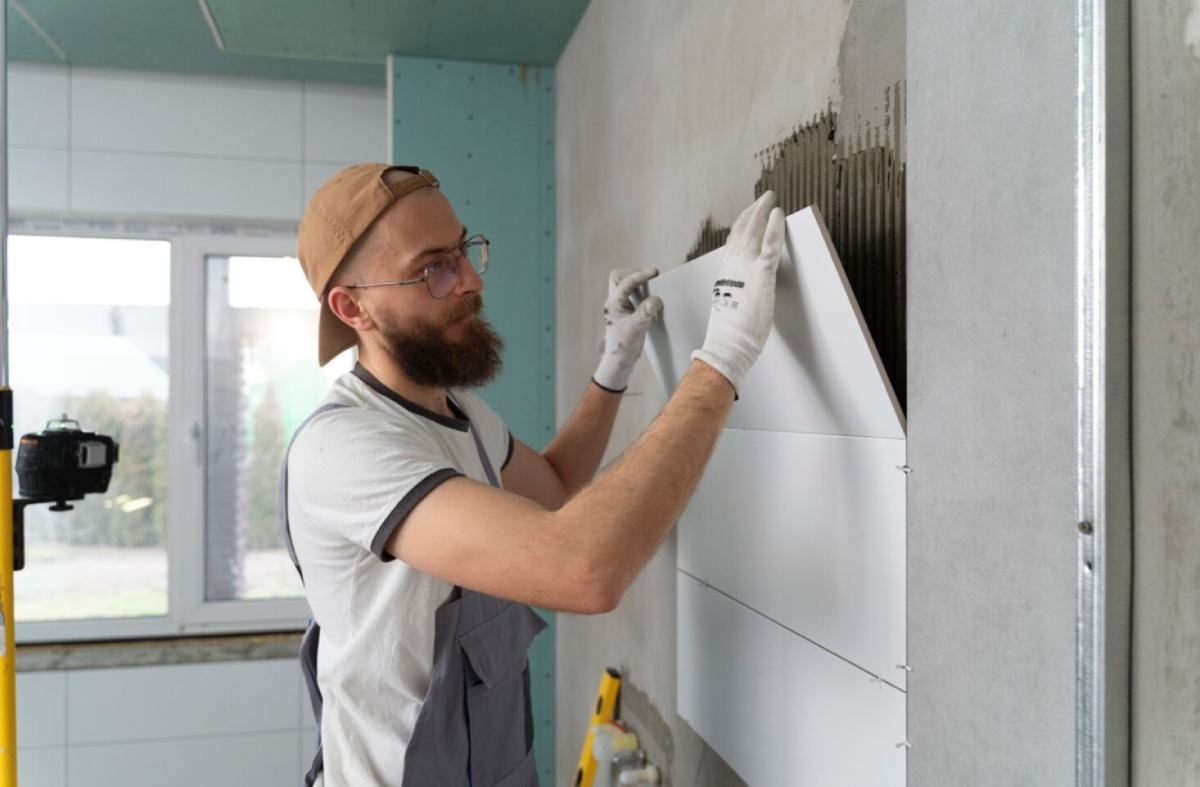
[450,394,500,488]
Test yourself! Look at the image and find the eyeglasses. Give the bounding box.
[347,234,489,299]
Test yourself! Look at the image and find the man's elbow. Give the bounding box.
[562,562,626,615]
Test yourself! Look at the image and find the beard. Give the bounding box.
[377,294,504,389]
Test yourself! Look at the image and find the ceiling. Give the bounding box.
[6,0,591,86]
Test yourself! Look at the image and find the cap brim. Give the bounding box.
[318,299,357,366]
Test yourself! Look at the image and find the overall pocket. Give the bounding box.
[459,603,547,786]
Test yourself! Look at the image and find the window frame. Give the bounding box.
[12,218,314,644]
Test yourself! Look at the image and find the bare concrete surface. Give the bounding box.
[1131,0,1200,783]
[907,2,1081,785]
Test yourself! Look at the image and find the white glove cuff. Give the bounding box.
[593,355,633,393]
[690,349,746,394]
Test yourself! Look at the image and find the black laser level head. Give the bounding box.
[16,415,119,506]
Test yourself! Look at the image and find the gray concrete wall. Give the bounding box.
[906,2,1082,785]
[554,0,902,784]
[1131,0,1200,783]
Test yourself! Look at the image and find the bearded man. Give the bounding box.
[282,163,783,786]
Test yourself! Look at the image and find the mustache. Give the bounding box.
[444,294,483,325]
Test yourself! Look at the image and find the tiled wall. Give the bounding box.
[17,659,316,787]
[8,63,387,222]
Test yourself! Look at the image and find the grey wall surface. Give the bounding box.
[1131,0,1200,783]
[554,0,902,784]
[907,2,1082,785]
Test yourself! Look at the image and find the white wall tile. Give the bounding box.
[70,71,302,161]
[645,208,906,439]
[66,660,298,744]
[303,85,387,163]
[70,151,302,221]
[678,572,906,787]
[679,428,907,684]
[300,729,319,779]
[17,746,66,787]
[9,148,70,213]
[17,672,67,747]
[9,65,70,148]
[67,732,299,787]
[299,665,316,731]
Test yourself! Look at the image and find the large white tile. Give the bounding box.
[9,148,70,213]
[70,151,302,221]
[17,746,66,787]
[8,65,70,148]
[17,672,67,747]
[67,731,299,787]
[679,428,907,685]
[303,85,387,163]
[67,660,298,744]
[300,675,317,731]
[677,572,906,787]
[70,71,302,161]
[300,728,319,780]
[644,207,905,439]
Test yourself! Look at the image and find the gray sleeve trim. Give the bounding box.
[502,431,515,471]
[370,468,464,561]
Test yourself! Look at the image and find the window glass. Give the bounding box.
[10,236,171,621]
[204,254,351,601]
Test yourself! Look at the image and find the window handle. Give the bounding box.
[191,421,203,464]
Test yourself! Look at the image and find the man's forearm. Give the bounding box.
[555,361,735,599]
[541,381,624,496]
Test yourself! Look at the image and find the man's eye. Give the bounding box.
[425,257,448,276]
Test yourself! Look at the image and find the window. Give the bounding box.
[11,224,349,642]
[204,254,349,602]
[10,236,171,623]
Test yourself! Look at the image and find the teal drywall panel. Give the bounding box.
[391,55,556,782]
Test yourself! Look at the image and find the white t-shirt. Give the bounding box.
[287,364,512,786]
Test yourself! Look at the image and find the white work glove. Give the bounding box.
[593,268,663,393]
[691,190,785,393]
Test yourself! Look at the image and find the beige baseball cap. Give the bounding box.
[297,163,440,366]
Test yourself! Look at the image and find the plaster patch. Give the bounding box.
[1188,0,1200,58]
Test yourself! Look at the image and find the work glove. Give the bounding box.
[593,268,663,393]
[691,190,785,393]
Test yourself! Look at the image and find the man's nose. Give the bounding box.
[455,257,484,295]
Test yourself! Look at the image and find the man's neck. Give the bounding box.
[356,348,454,419]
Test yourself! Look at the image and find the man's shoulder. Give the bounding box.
[450,388,505,427]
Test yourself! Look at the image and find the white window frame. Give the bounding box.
[13,218,314,644]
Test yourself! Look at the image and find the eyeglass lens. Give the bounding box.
[427,239,488,298]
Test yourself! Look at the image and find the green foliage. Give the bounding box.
[244,383,286,550]
[59,391,168,547]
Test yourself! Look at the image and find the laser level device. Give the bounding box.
[11,415,119,570]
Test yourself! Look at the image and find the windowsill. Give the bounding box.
[15,631,303,672]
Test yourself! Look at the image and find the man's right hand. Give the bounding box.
[691,190,785,393]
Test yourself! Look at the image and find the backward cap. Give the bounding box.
[297,163,439,366]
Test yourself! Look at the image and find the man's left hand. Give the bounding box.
[593,268,663,393]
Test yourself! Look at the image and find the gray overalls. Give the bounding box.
[281,402,546,787]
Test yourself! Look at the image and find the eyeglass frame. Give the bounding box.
[343,233,489,299]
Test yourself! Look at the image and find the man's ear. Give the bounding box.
[327,286,376,332]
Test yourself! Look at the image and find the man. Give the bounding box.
[284,163,783,786]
